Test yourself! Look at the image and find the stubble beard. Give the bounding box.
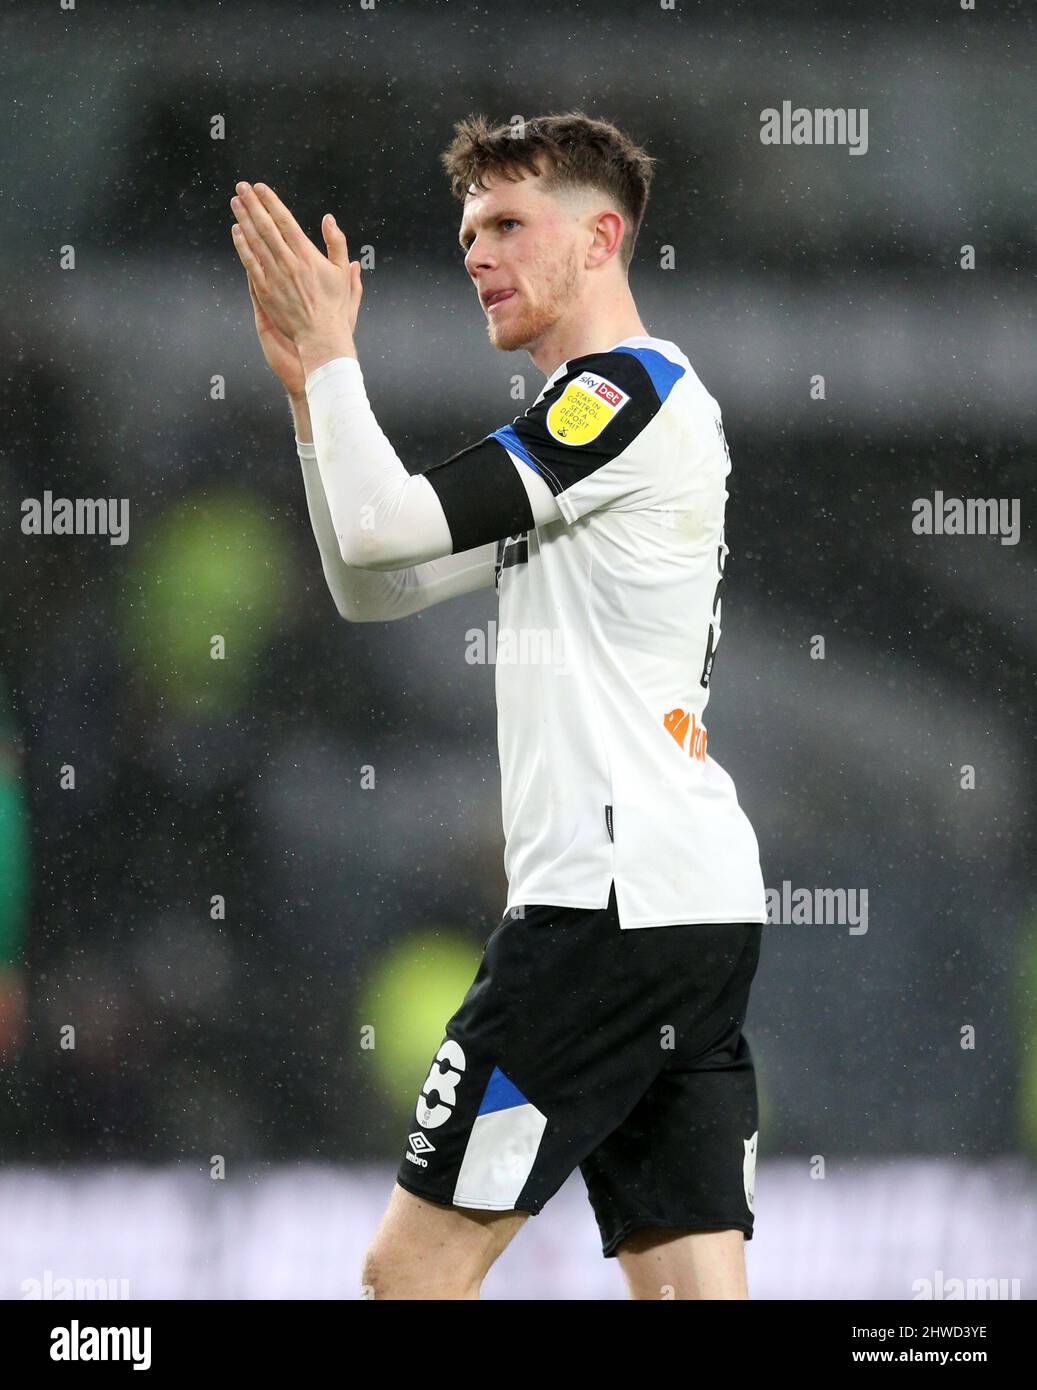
[487,246,581,353]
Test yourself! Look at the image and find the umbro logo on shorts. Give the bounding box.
[406,1132,436,1168]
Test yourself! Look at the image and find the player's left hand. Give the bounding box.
[230,182,360,349]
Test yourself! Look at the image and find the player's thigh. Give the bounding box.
[363,1181,528,1295]
[615,1226,748,1300]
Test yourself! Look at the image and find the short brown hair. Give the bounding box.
[440,110,656,271]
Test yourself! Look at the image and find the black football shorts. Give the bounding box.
[395,884,762,1258]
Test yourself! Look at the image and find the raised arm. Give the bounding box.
[229,181,560,605]
[302,355,561,575]
[290,386,547,621]
[295,427,496,622]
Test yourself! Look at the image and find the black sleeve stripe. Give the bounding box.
[422,437,535,554]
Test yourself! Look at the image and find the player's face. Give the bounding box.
[459,171,583,353]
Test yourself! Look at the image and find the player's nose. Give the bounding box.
[464,239,495,277]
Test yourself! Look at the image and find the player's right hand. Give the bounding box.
[246,271,306,397]
[244,246,362,398]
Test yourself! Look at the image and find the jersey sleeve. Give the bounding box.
[421,347,685,549]
[486,347,685,524]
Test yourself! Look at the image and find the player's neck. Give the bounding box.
[528,287,647,378]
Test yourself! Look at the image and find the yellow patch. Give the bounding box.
[545,371,629,446]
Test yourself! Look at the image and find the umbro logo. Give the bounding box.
[406,1132,436,1168]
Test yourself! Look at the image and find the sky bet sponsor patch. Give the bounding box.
[546,371,629,445]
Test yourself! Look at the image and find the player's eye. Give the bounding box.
[459,221,517,255]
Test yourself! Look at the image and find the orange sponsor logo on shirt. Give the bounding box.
[663,708,708,761]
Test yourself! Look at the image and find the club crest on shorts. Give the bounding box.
[546,371,629,445]
[743,1131,758,1214]
[416,1038,467,1129]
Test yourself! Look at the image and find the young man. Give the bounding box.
[230,111,767,1300]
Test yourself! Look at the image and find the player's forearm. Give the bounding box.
[297,439,494,620]
[298,438,408,620]
[303,356,454,570]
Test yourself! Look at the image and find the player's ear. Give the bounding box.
[586,209,624,269]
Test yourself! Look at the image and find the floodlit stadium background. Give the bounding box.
[1,0,1035,1299]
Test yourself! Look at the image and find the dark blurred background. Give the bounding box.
[1,0,1035,1188]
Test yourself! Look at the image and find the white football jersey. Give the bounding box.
[482,335,767,928]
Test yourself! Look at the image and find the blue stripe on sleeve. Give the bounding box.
[490,425,544,478]
[613,346,685,402]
